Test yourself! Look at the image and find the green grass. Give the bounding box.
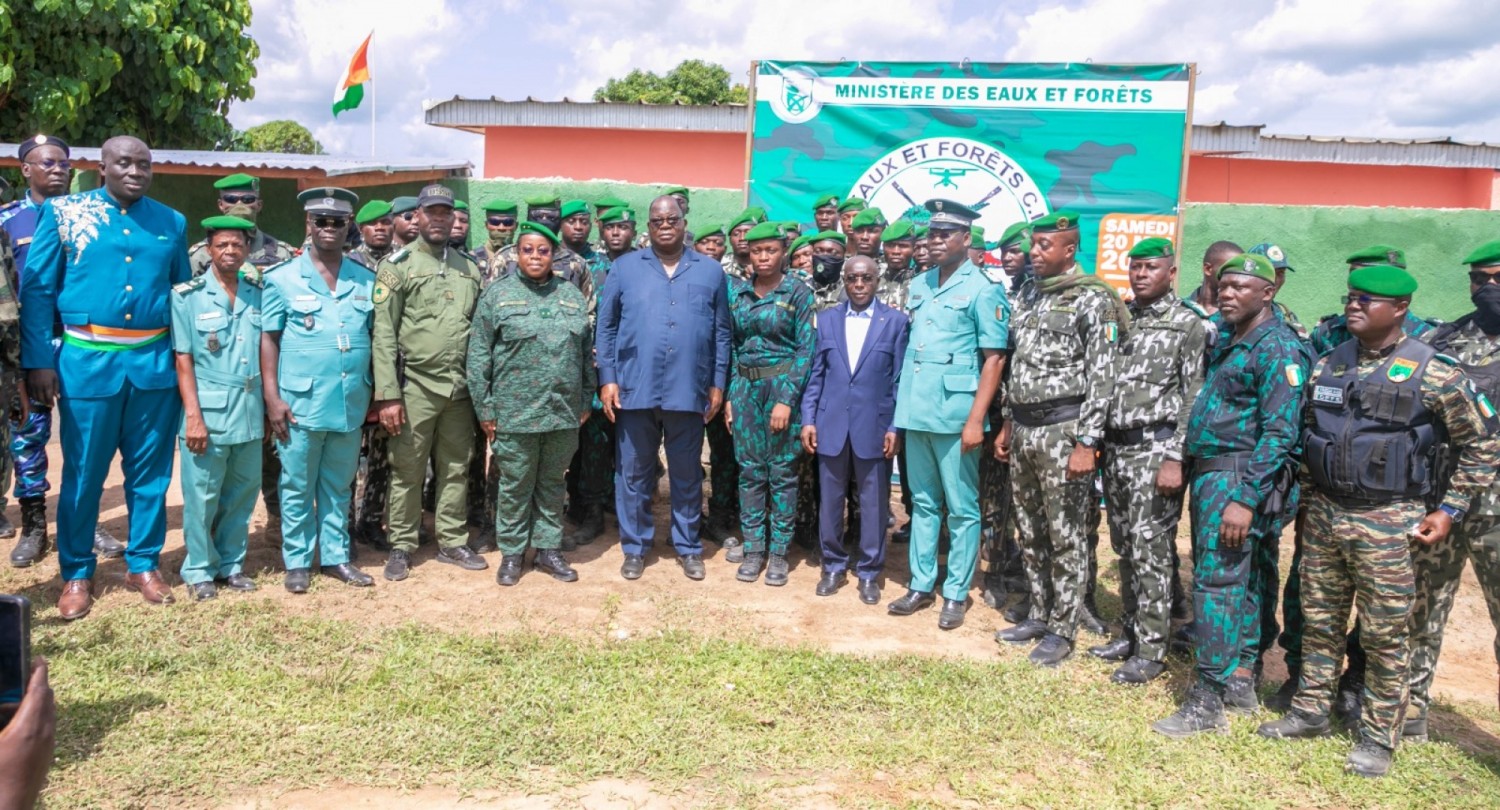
[30,599,1500,808]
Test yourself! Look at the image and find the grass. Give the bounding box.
[26,598,1500,808]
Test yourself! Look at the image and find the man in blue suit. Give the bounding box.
[596,196,732,581]
[801,256,909,604]
[22,136,190,619]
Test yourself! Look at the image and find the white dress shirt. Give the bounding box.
[844,303,873,371]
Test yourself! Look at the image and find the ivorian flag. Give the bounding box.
[332,32,372,117]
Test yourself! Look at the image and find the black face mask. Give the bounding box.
[1473,284,1500,334]
[812,254,843,286]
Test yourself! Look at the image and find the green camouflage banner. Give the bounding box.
[748,61,1192,292]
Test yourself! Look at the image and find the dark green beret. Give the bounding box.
[594,194,629,212]
[1347,244,1407,268]
[881,220,916,242]
[694,222,724,239]
[970,225,986,249]
[214,173,259,192]
[483,200,517,215]
[790,233,816,254]
[390,196,419,215]
[997,220,1031,251]
[1127,237,1174,259]
[201,215,256,232]
[851,208,888,230]
[837,198,867,213]
[745,221,787,242]
[1348,264,1417,297]
[726,214,753,234]
[525,194,561,210]
[1217,253,1276,282]
[355,200,393,225]
[913,225,929,239]
[742,206,768,225]
[1031,210,1081,233]
[812,229,847,246]
[1461,240,1500,268]
[1249,242,1292,272]
[662,185,689,199]
[516,221,559,245]
[598,207,637,225]
[560,200,590,220]
[453,200,468,211]
[813,192,840,210]
[298,186,358,216]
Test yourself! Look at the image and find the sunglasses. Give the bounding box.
[221,193,258,204]
[26,158,71,171]
[313,217,349,230]
[400,212,416,221]
[1469,271,1500,286]
[518,245,552,256]
[1341,293,1400,308]
[486,216,516,226]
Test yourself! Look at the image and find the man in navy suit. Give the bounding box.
[596,196,733,582]
[800,256,909,604]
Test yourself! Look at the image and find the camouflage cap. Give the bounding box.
[1031,210,1081,233]
[1348,264,1417,298]
[1128,237,1175,260]
[1217,253,1277,283]
[1347,244,1406,269]
[1248,242,1293,272]
[851,208,888,230]
[354,200,393,225]
[1461,240,1500,269]
[881,220,916,242]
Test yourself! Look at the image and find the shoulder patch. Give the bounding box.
[1284,364,1305,388]
[172,277,206,295]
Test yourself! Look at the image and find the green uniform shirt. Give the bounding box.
[1421,318,1500,515]
[466,272,595,431]
[372,239,482,401]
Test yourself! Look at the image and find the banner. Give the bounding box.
[747,62,1193,295]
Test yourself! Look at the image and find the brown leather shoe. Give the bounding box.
[58,579,94,621]
[125,570,176,605]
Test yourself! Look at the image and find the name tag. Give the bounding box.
[1313,385,1343,405]
[295,295,317,302]
[197,312,217,320]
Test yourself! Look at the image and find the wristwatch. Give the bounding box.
[1438,503,1466,523]
[1076,436,1099,449]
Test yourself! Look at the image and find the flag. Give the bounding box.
[332,32,372,117]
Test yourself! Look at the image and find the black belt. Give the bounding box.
[1106,423,1176,446]
[1010,395,1085,428]
[1190,453,1250,474]
[738,360,793,381]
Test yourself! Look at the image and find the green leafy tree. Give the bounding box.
[0,0,258,148]
[233,120,323,154]
[594,59,748,105]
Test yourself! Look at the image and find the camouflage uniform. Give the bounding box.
[189,228,295,278]
[728,275,816,555]
[875,259,916,312]
[722,255,752,282]
[348,242,396,536]
[347,243,395,272]
[1184,314,1310,692]
[486,242,592,297]
[1103,292,1208,662]
[878,259,920,537]
[1273,300,1309,342]
[1294,336,1497,751]
[1311,311,1432,357]
[1005,269,1120,642]
[1408,318,1500,722]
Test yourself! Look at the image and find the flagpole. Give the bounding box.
[370,78,376,157]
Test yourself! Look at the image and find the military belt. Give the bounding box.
[193,366,261,391]
[1010,395,1085,428]
[911,350,977,367]
[1106,423,1176,446]
[738,360,793,381]
[1189,453,1250,475]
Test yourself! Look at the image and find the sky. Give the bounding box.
[230,0,1500,170]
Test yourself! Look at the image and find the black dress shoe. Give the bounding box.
[535,549,578,582]
[816,570,848,597]
[93,527,126,559]
[284,568,311,594]
[321,562,374,587]
[1112,656,1166,686]
[857,578,880,605]
[1029,633,1074,668]
[886,589,935,616]
[736,552,766,583]
[764,554,789,587]
[216,573,258,591]
[938,598,968,630]
[723,538,745,564]
[437,544,488,571]
[677,554,706,580]
[383,550,410,582]
[496,555,524,586]
[996,619,1048,644]
[620,554,645,580]
[1002,597,1031,625]
[186,581,218,602]
[890,522,911,544]
[1088,637,1133,662]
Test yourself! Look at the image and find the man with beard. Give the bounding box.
[188,174,295,280]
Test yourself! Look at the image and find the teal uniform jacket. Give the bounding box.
[262,254,376,432]
[893,260,1010,433]
[171,272,264,444]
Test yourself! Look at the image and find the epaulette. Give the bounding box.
[1179,298,1210,319]
[263,258,295,276]
[188,239,208,253]
[1317,312,1339,324]
[387,247,411,264]
[172,277,207,295]
[455,248,480,267]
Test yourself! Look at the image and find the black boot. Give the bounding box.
[8,497,48,568]
[1079,590,1109,638]
[565,504,605,548]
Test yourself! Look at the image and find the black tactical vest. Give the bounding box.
[1303,338,1442,503]
[1426,314,1500,402]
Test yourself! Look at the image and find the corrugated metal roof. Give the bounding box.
[424,97,749,133]
[1243,134,1500,169]
[1190,122,1265,154]
[0,144,472,177]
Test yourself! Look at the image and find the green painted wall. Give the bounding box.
[1180,203,1500,325]
[458,179,743,249]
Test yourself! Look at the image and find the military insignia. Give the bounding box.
[1284,364,1305,388]
[1267,246,1285,262]
[1479,393,1496,418]
[303,314,316,330]
[207,332,221,352]
[1387,357,1418,382]
[1332,365,1348,376]
[373,283,390,304]
[1387,250,1400,264]
[1313,385,1343,405]
[934,201,944,211]
[1105,322,1118,343]
[1057,216,1070,230]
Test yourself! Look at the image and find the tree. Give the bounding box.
[0,0,258,149]
[233,120,323,154]
[593,59,749,105]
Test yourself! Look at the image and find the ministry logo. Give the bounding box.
[851,137,1048,237]
[766,67,822,124]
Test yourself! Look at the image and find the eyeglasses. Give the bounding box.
[313,217,348,230]
[1341,293,1401,308]
[220,193,258,204]
[649,216,683,228]
[518,245,552,256]
[1469,270,1500,286]
[843,273,877,283]
[25,158,70,171]
[486,216,516,226]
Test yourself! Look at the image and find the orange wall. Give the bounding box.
[1185,155,1496,208]
[482,127,746,188]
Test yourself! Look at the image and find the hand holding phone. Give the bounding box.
[0,595,30,709]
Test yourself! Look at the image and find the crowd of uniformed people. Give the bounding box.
[2,132,1500,779]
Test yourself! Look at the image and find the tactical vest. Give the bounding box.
[1426,314,1500,402]
[1303,338,1442,504]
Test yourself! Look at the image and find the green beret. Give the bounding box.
[390,196,419,215]
[694,222,724,239]
[1217,253,1276,283]
[598,207,637,225]
[515,221,559,244]
[1249,242,1293,272]
[1127,237,1174,259]
[913,225,929,239]
[997,220,1031,251]
[594,194,629,212]
[662,185,689,199]
[970,225,986,249]
[742,206,768,224]
[1461,240,1500,268]
[453,200,468,211]
[355,200,393,225]
[560,200,590,220]
[525,194,561,210]
[745,221,787,242]
[812,229,847,246]
[201,215,256,232]
[1031,210,1081,233]
[1348,265,1417,298]
[213,173,259,192]
[881,220,916,242]
[1347,244,1407,268]
[851,208,888,230]
[483,200,517,215]
[790,233,817,254]
[813,192,841,210]
[837,197,868,213]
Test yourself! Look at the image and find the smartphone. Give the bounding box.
[0,594,32,707]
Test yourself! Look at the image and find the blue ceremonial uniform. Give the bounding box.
[0,196,54,503]
[894,260,1009,601]
[20,188,189,580]
[594,247,732,557]
[172,272,264,584]
[262,254,375,571]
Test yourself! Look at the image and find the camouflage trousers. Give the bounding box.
[10,405,50,503]
[1292,491,1419,751]
[1011,421,1093,641]
[1189,468,1281,689]
[564,407,615,511]
[1250,485,1293,672]
[1408,510,1500,719]
[1102,442,1183,662]
[978,429,1025,595]
[355,427,390,527]
[492,429,578,555]
[705,407,739,522]
[729,376,802,556]
[1282,506,1367,681]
